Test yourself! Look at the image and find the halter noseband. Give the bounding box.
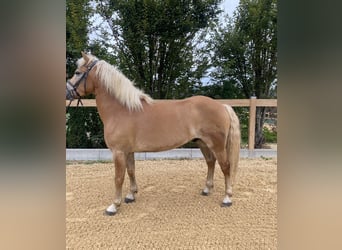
[66,60,98,111]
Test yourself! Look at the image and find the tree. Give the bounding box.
[212,0,277,148]
[92,0,221,99]
[66,0,91,76]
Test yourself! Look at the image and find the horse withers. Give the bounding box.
[66,52,241,215]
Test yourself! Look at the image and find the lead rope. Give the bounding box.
[77,98,84,107]
[66,89,84,113]
[66,99,72,113]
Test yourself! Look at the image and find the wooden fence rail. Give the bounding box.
[66,97,277,150]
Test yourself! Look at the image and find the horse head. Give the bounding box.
[66,52,98,101]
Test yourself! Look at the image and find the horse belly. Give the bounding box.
[133,118,194,152]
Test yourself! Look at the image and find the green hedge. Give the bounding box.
[66,107,106,148]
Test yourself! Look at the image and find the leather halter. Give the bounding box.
[66,60,98,111]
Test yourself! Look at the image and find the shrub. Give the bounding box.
[66,107,106,148]
[263,126,277,143]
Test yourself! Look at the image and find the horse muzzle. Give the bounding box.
[66,81,76,100]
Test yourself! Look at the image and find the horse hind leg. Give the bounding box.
[216,150,233,207]
[124,152,138,203]
[196,139,216,196]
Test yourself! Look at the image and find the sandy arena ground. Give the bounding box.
[66,158,277,249]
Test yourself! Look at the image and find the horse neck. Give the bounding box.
[95,84,128,123]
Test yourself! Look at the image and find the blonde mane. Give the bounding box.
[78,55,153,111]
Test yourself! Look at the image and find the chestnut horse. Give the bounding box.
[66,52,241,216]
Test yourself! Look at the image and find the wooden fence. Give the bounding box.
[66,97,277,150]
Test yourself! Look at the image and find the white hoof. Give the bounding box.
[105,204,117,216]
[201,187,210,196]
[124,193,135,203]
[221,196,232,207]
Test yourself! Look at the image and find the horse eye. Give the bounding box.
[75,71,81,75]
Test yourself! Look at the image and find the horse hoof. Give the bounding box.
[104,210,116,216]
[124,197,135,203]
[221,202,232,207]
[201,191,209,196]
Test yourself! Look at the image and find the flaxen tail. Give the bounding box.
[224,104,241,185]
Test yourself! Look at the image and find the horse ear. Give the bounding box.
[81,51,89,62]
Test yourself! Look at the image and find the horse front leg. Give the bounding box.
[105,151,127,216]
[124,152,138,203]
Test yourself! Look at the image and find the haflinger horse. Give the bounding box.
[66,52,241,216]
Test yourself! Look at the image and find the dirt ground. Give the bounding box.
[66,158,277,249]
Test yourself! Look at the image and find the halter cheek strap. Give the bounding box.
[82,59,98,96]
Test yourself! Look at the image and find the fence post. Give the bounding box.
[248,96,257,150]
